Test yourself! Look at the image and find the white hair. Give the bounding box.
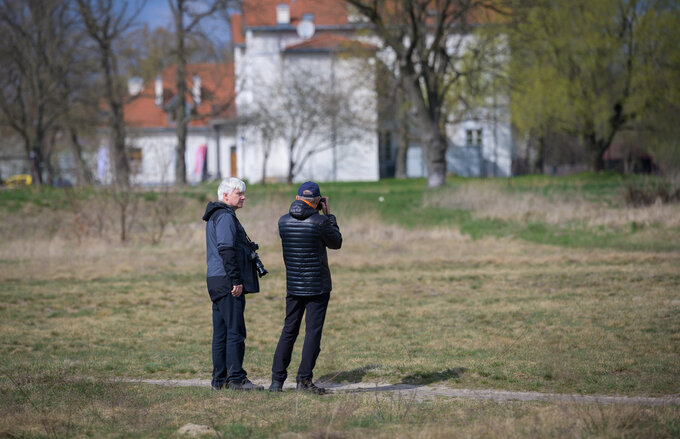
[217,177,246,201]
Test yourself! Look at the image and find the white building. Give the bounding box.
[232,1,380,183]
[100,63,237,186]
[232,0,513,182]
[114,0,513,185]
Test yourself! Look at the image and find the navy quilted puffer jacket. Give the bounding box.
[278,200,342,296]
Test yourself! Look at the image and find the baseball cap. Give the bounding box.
[297,181,321,198]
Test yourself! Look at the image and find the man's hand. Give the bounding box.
[231,284,243,297]
[321,197,330,215]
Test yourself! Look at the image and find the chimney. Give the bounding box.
[154,75,163,106]
[192,75,202,106]
[276,4,290,25]
[128,76,143,96]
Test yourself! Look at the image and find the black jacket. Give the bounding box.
[278,200,342,296]
[203,202,259,302]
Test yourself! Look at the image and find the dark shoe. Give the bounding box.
[296,379,326,395]
[269,380,284,392]
[228,378,264,391]
[211,381,226,391]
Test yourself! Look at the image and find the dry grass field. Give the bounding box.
[1,175,679,438]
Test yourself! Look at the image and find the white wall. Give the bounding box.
[236,29,379,183]
[126,128,236,185]
[377,31,515,178]
[445,105,513,177]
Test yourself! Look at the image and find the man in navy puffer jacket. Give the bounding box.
[269,181,342,394]
[203,177,263,391]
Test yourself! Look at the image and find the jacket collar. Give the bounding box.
[289,199,317,220]
[202,201,234,221]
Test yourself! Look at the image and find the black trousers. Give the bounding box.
[211,294,247,388]
[271,292,330,383]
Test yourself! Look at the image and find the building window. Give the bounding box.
[129,147,143,175]
[466,129,483,147]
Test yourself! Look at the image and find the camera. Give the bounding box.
[247,242,269,278]
[317,197,327,211]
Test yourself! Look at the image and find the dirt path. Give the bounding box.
[115,378,680,406]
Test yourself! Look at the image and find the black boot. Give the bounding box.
[296,378,326,395]
[228,378,264,391]
[269,380,284,392]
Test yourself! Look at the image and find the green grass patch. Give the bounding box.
[1,174,679,437]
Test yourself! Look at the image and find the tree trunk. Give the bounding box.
[175,122,188,184]
[111,106,129,186]
[120,201,127,242]
[533,135,546,174]
[287,146,294,184]
[261,140,270,184]
[174,1,188,185]
[29,146,44,186]
[44,155,55,186]
[588,101,627,172]
[395,131,408,178]
[101,45,129,187]
[592,149,606,171]
[418,113,447,187]
[69,127,94,185]
[403,68,447,188]
[44,131,57,186]
[395,98,409,179]
[585,132,608,172]
[424,128,447,187]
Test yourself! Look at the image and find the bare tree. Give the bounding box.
[375,57,414,179]
[58,21,102,186]
[272,71,330,183]
[346,0,504,187]
[75,0,145,187]
[0,0,76,186]
[124,25,226,82]
[167,0,231,185]
[395,83,413,178]
[248,62,373,183]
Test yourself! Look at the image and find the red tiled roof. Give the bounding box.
[284,33,376,52]
[242,0,348,27]
[231,13,245,45]
[124,63,235,129]
[240,0,500,31]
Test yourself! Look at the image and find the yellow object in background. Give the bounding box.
[4,174,32,187]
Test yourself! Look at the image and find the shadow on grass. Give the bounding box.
[318,364,379,384]
[400,367,467,385]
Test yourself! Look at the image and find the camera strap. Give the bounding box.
[223,206,255,246]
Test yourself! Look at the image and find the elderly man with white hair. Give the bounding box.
[202,177,263,391]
